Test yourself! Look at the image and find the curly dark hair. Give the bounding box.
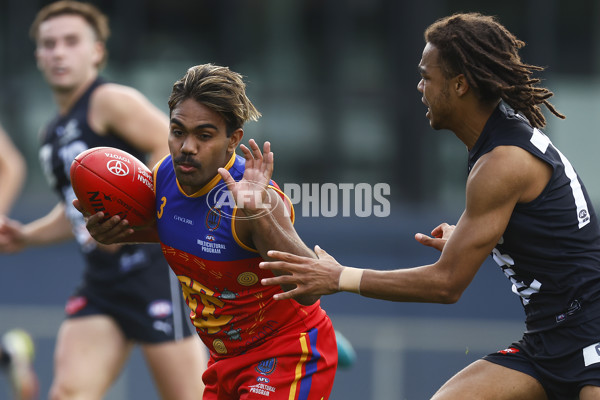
[425,12,564,128]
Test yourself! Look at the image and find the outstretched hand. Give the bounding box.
[414,222,455,252]
[260,245,343,300]
[218,139,274,214]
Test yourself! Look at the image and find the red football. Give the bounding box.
[70,147,155,229]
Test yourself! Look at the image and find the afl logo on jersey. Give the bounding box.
[256,358,277,375]
[148,300,173,318]
[106,160,130,177]
[206,208,222,231]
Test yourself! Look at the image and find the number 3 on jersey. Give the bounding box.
[157,196,166,219]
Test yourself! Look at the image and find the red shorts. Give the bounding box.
[202,315,338,400]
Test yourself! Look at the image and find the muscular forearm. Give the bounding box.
[250,213,320,305]
[250,214,312,260]
[0,169,25,216]
[23,203,74,247]
[0,153,26,216]
[0,126,26,215]
[357,264,462,304]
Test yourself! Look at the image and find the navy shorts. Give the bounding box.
[65,245,193,344]
[484,317,600,400]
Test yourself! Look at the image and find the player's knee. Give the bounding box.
[48,381,72,400]
[49,379,97,400]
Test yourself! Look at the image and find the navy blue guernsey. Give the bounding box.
[39,77,158,283]
[468,102,600,332]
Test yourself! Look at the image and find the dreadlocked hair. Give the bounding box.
[424,12,565,128]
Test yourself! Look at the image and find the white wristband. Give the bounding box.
[338,267,364,294]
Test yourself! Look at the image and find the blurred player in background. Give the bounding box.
[259,12,600,400]
[0,126,38,400]
[0,124,26,216]
[0,2,206,399]
[76,63,339,399]
[0,328,38,400]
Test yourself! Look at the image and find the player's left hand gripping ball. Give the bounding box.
[70,146,155,229]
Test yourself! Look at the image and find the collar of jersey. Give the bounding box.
[176,153,236,198]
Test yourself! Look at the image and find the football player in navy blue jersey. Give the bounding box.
[0,2,206,399]
[260,12,600,400]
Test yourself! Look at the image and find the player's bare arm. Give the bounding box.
[0,202,73,253]
[220,139,320,305]
[260,246,345,300]
[219,140,307,261]
[262,145,551,302]
[247,192,320,305]
[0,125,26,215]
[89,83,170,167]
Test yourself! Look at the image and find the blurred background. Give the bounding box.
[1,0,600,398]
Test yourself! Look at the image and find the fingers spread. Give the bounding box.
[272,291,295,301]
[248,139,263,161]
[86,211,106,226]
[239,143,252,161]
[218,167,235,190]
[262,141,271,160]
[314,245,336,261]
[415,233,434,247]
[265,250,305,263]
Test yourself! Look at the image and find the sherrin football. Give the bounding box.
[70,147,155,229]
